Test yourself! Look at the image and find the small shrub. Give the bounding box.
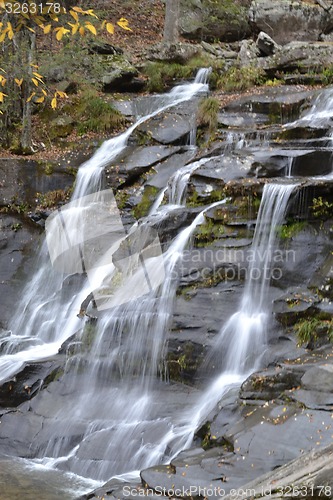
[295,317,333,347]
[311,196,333,220]
[74,89,125,134]
[265,78,283,87]
[217,66,265,92]
[132,186,159,219]
[36,187,73,210]
[197,97,219,133]
[277,221,306,239]
[322,66,333,85]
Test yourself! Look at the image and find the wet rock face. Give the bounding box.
[0,159,74,207]
[0,215,42,329]
[0,360,62,407]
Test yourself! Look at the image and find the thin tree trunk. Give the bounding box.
[21,31,36,153]
[163,0,179,43]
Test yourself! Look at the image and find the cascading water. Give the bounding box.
[210,183,297,371]
[168,157,212,206]
[0,67,320,496]
[0,69,211,385]
[144,182,298,462]
[291,85,333,128]
[0,69,221,484]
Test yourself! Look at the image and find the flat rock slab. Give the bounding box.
[223,443,333,499]
[291,388,333,411]
[249,149,333,177]
[224,87,314,116]
[224,402,333,471]
[139,113,192,145]
[301,364,333,392]
[116,145,183,182]
[141,460,226,500]
[218,111,269,128]
[192,154,252,183]
[261,42,333,75]
[146,148,197,189]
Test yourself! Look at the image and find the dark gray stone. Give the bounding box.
[179,0,251,42]
[238,39,260,66]
[139,113,192,145]
[291,388,333,410]
[146,42,202,64]
[146,149,197,190]
[225,87,314,118]
[115,146,183,183]
[256,31,281,56]
[223,443,333,499]
[259,42,333,76]
[301,364,333,392]
[217,111,269,128]
[273,287,320,326]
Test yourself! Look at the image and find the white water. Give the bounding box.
[0,69,211,385]
[119,183,298,473]
[0,69,225,483]
[288,85,333,129]
[0,68,313,492]
[210,184,297,371]
[168,157,212,205]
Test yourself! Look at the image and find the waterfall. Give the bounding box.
[29,200,227,482]
[0,70,210,385]
[0,69,229,483]
[288,85,333,129]
[147,183,298,464]
[0,64,303,492]
[206,184,297,372]
[188,67,211,145]
[168,157,212,206]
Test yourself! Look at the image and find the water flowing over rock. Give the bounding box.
[1,70,333,500]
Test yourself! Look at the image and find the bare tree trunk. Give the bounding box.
[163,0,180,43]
[21,31,36,154]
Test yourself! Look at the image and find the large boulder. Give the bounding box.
[249,0,333,45]
[179,0,251,42]
[259,41,333,75]
[256,31,281,55]
[146,42,202,64]
[100,55,144,92]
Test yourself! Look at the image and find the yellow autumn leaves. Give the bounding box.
[0,71,7,108]
[0,21,14,41]
[0,2,132,42]
[0,3,131,112]
[26,70,50,105]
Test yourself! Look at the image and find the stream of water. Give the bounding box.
[0,72,330,496]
